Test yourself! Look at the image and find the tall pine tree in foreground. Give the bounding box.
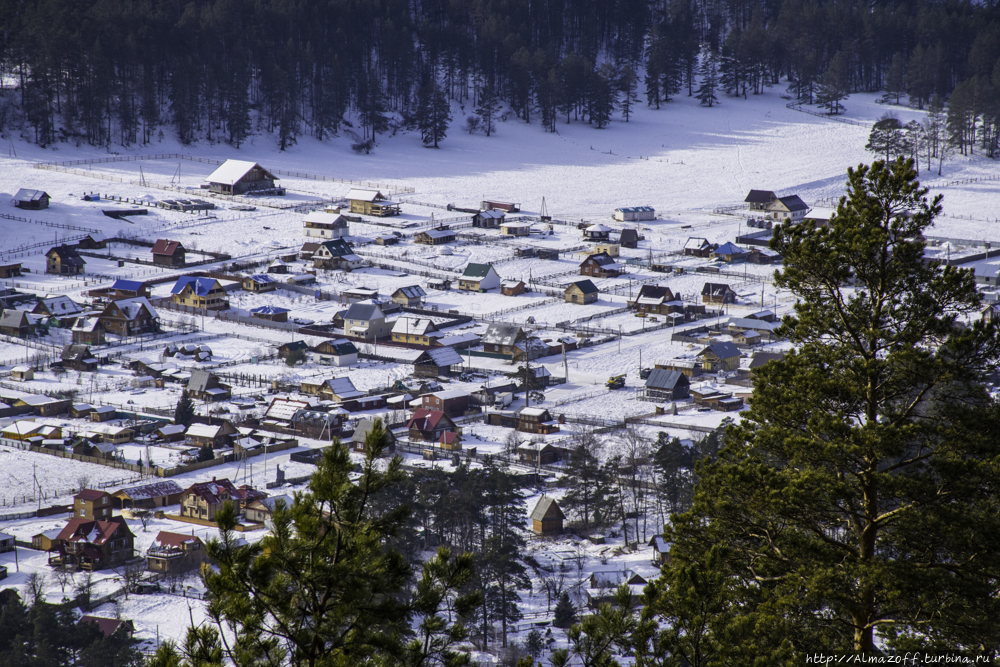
[643,159,1000,661]
[148,419,479,667]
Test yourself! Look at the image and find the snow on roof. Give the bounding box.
[430,388,470,400]
[417,347,464,367]
[586,224,611,233]
[251,305,290,315]
[13,188,48,203]
[37,296,84,315]
[114,296,159,321]
[205,160,277,185]
[392,318,435,335]
[520,407,548,417]
[266,397,312,422]
[11,365,31,372]
[186,423,222,438]
[346,189,385,202]
[303,210,347,226]
[684,237,711,249]
[156,424,186,436]
[393,285,426,299]
[324,377,362,399]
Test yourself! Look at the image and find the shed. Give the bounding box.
[414,347,464,378]
[243,274,278,293]
[13,189,50,210]
[473,209,506,228]
[250,305,289,322]
[565,280,598,305]
[530,497,565,535]
[10,365,33,381]
[618,228,639,248]
[501,279,525,296]
[644,369,690,401]
[613,206,655,222]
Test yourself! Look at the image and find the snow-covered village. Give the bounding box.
[3,1,1000,663]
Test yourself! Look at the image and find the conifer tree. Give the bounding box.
[553,593,577,629]
[173,391,195,427]
[474,84,500,137]
[417,79,451,148]
[884,52,906,104]
[617,64,639,122]
[816,50,851,115]
[695,47,720,107]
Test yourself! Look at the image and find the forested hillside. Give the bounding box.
[1,0,999,151]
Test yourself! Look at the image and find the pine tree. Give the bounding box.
[173,391,195,427]
[649,159,1000,657]
[695,47,720,107]
[474,84,500,137]
[884,52,906,104]
[553,593,577,629]
[618,63,639,122]
[417,79,450,148]
[588,64,618,128]
[816,50,851,115]
[561,432,613,530]
[865,113,905,162]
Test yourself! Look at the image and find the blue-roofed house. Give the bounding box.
[171,277,229,310]
[250,305,289,322]
[711,242,748,263]
[242,274,278,293]
[110,279,150,300]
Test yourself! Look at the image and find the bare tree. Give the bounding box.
[53,568,74,596]
[74,570,94,608]
[113,557,146,600]
[26,571,47,605]
[503,429,524,458]
[131,508,152,532]
[77,475,90,492]
[611,425,653,544]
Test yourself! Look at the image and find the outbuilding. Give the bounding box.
[13,189,50,210]
[530,497,565,535]
[205,160,280,195]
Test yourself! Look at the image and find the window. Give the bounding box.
[79,509,86,517]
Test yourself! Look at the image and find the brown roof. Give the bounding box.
[407,409,452,431]
[56,516,132,545]
[234,484,267,503]
[152,531,203,549]
[183,478,240,505]
[79,616,133,638]
[152,239,183,256]
[75,489,109,501]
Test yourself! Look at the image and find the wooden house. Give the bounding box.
[74,489,113,521]
[205,160,280,195]
[649,535,671,565]
[350,418,398,453]
[267,258,289,274]
[300,376,363,402]
[407,409,456,441]
[579,252,622,278]
[97,297,158,336]
[13,188,49,209]
[618,228,639,248]
[459,263,501,291]
[518,407,559,434]
[565,280,598,305]
[245,495,292,525]
[530,497,565,535]
[10,365,33,382]
[644,369,690,401]
[501,279,525,296]
[0,309,35,337]
[473,209,505,228]
[518,442,559,465]
[302,210,348,239]
[766,194,808,221]
[113,480,184,509]
[613,206,655,222]
[421,389,471,417]
[711,242,747,263]
[697,342,741,372]
[481,323,526,356]
[347,189,401,216]
[90,406,117,422]
[701,283,736,304]
[187,370,231,401]
[179,478,241,521]
[61,344,98,371]
[242,274,278,292]
[70,318,103,345]
[171,276,229,310]
[51,516,134,571]
[0,532,14,553]
[184,422,236,448]
[414,228,456,245]
[311,338,359,366]
[480,200,520,212]
[151,239,186,267]
[628,285,682,316]
[146,531,208,573]
[744,189,777,211]
[250,305,289,322]
[0,263,22,279]
[46,245,86,275]
[683,237,716,257]
[392,317,437,345]
[108,279,151,300]
[312,239,363,270]
[414,347,464,378]
[33,296,83,322]
[583,224,611,241]
[391,285,426,306]
[76,233,107,250]
[278,340,309,359]
[439,431,462,450]
[299,242,321,260]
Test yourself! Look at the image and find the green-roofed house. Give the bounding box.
[565,280,598,305]
[459,263,501,292]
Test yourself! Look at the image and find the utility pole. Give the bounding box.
[524,358,530,409]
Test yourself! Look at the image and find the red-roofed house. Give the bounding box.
[74,489,113,521]
[79,616,135,638]
[407,409,457,442]
[146,531,208,573]
[51,516,134,570]
[152,239,186,267]
[180,478,240,522]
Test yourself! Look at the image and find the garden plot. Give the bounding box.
[0,446,141,509]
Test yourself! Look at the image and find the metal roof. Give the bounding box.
[343,303,384,321]
[171,276,219,296]
[205,160,277,185]
[13,188,48,203]
[463,263,495,278]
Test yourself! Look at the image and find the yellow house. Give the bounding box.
[170,277,229,310]
[391,318,437,345]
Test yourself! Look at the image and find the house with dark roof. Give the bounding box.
[250,305,289,322]
[697,342,741,372]
[242,274,278,292]
[342,302,387,340]
[644,369,690,401]
[766,194,809,221]
[0,262,22,279]
[180,478,241,521]
[299,242,322,260]
[171,277,229,310]
[407,408,457,441]
[391,285,426,306]
[312,338,359,366]
[0,309,35,337]
[628,284,682,316]
[711,242,748,263]
[683,237,716,258]
[414,347,464,377]
[278,340,309,358]
[113,480,184,509]
[61,344,98,372]
[301,376,363,401]
[152,239,186,267]
[79,616,135,639]
[267,258,289,274]
[744,189,777,211]
[350,418,398,452]
[565,280,598,305]
[97,297,158,336]
[205,160,279,195]
[701,283,736,304]
[312,239,363,270]
[579,252,623,278]
[33,296,84,322]
[473,209,506,228]
[146,531,208,573]
[618,228,640,248]
[46,245,86,275]
[13,188,49,209]
[52,515,134,570]
[413,228,457,245]
[530,497,565,535]
[459,263,501,291]
[187,370,231,401]
[109,279,151,300]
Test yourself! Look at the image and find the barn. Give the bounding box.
[205,160,281,195]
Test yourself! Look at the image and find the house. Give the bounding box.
[71,317,104,345]
[414,228,457,245]
[154,424,187,443]
[649,535,671,565]
[701,283,736,304]
[97,297,158,336]
[303,210,349,239]
[613,206,655,222]
[518,407,559,434]
[245,495,292,525]
[185,422,236,449]
[113,480,184,509]
[744,189,777,211]
[628,285,682,316]
[146,531,208,573]
[76,233,107,250]
[287,408,345,439]
[0,263,22,279]
[242,274,278,293]
[90,405,117,422]
[481,200,520,212]
[267,258,289,274]
[342,302,388,340]
[74,489,113,521]
[407,409,457,441]
[250,305,289,322]
[392,318,437,345]
[205,160,279,195]
[726,317,780,339]
[108,279,150,300]
[697,342,741,372]
[278,341,309,360]
[583,224,611,241]
[61,344,98,372]
[311,339,359,366]
[618,228,640,249]
[459,263,502,291]
[52,515,134,570]
[481,323,526,356]
[350,418,397,453]
[151,239,186,267]
[733,330,760,345]
[299,242,321,260]
[588,570,648,606]
[500,221,532,237]
[421,389,471,417]
[414,347,464,378]
[347,189,401,216]
[12,395,71,417]
[0,532,14,553]
[33,296,84,321]
[684,237,716,258]
[691,386,744,411]
[439,430,462,450]
[32,528,64,553]
[565,280,598,305]
[473,209,506,228]
[0,309,35,337]
[46,245,86,275]
[517,441,558,464]
[711,242,748,263]
[530,497,565,535]
[13,188,49,209]
[748,248,781,264]
[579,252,622,278]
[313,239,364,271]
[501,279,526,296]
[187,370,231,401]
[375,235,400,246]
[82,424,133,445]
[391,285,426,307]
[644,369,691,401]
[749,351,785,376]
[171,277,229,310]
[767,194,809,221]
[301,376,363,402]
[180,478,241,521]
[10,365,33,381]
